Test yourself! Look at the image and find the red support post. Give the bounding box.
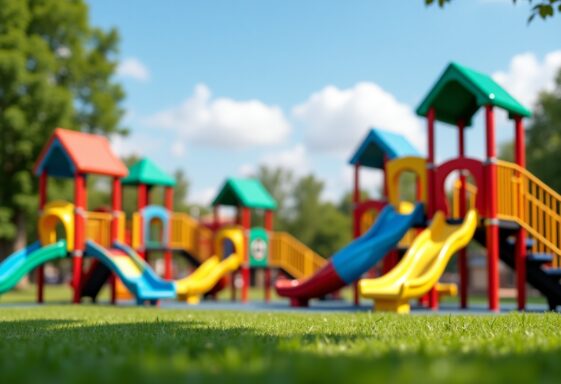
[458,120,469,309]
[485,105,500,312]
[37,172,48,303]
[264,210,274,303]
[110,177,122,304]
[240,207,251,303]
[427,107,439,310]
[514,115,527,310]
[137,184,147,260]
[352,163,361,306]
[72,173,86,304]
[164,187,174,280]
[427,108,436,216]
[383,154,390,199]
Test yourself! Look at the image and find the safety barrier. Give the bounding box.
[85,211,124,248]
[169,213,213,262]
[269,232,326,279]
[497,160,561,267]
[451,179,478,219]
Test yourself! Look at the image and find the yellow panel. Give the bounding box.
[38,201,75,251]
[386,156,427,209]
[359,210,477,313]
[110,255,142,278]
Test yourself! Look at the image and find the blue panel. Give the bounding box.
[84,240,176,302]
[349,128,421,169]
[142,205,170,248]
[35,138,76,178]
[331,203,424,284]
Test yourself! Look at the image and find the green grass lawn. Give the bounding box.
[1,305,561,383]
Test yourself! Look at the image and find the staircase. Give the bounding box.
[474,224,561,310]
[168,213,213,264]
[479,161,561,309]
[269,232,326,279]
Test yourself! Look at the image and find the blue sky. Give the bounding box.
[89,0,561,205]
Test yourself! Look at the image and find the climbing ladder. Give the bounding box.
[269,232,326,279]
[463,160,561,309]
[168,213,213,263]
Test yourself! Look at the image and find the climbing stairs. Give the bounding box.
[269,232,326,279]
[474,224,561,310]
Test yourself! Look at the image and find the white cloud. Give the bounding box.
[145,84,291,149]
[238,144,310,178]
[493,50,561,110]
[111,133,164,158]
[293,82,424,156]
[171,142,186,158]
[117,58,150,82]
[190,187,217,207]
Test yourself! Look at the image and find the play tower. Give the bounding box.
[122,158,176,278]
[211,178,277,303]
[34,128,128,303]
[349,128,422,304]
[415,62,532,311]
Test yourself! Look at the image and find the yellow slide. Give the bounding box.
[359,210,478,313]
[176,253,241,304]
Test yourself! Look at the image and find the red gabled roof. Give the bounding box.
[34,128,128,178]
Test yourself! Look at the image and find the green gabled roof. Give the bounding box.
[416,62,531,126]
[212,178,277,210]
[121,158,176,187]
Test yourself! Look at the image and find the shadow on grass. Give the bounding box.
[0,315,560,384]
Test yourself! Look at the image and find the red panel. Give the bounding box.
[434,158,485,216]
[275,262,346,306]
[34,128,128,177]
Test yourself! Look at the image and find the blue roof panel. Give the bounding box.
[349,129,420,169]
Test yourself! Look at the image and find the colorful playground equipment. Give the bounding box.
[0,128,326,305]
[356,62,560,313]
[3,61,561,314]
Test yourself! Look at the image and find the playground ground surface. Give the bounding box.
[1,286,560,383]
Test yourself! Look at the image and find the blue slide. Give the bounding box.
[84,240,176,303]
[0,240,68,294]
[276,203,424,305]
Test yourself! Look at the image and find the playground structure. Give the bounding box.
[2,61,561,313]
[277,61,561,313]
[0,128,326,304]
[357,61,561,313]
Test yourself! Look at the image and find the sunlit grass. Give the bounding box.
[0,305,559,383]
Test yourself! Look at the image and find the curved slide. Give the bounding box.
[0,240,68,294]
[84,240,176,303]
[275,203,424,306]
[176,253,241,303]
[359,210,478,313]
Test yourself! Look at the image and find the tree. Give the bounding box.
[0,0,126,256]
[425,0,561,22]
[252,166,294,231]
[173,169,191,213]
[288,175,325,246]
[310,202,351,257]
[525,69,561,191]
[338,190,370,216]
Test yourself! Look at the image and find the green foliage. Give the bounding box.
[0,306,560,383]
[526,69,561,191]
[253,167,352,257]
[0,0,126,253]
[425,0,561,22]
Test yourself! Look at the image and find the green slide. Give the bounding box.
[0,240,68,294]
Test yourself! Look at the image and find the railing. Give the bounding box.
[85,211,124,248]
[169,213,213,262]
[497,160,561,267]
[451,179,478,218]
[269,232,326,279]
